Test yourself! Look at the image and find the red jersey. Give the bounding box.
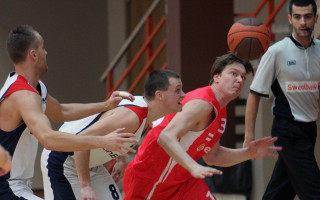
[123,86,226,200]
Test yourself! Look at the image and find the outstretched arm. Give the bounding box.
[243,92,261,148]
[13,91,137,152]
[203,137,281,167]
[45,91,134,122]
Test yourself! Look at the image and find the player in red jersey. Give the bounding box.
[123,52,282,200]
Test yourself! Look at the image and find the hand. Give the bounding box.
[190,163,223,179]
[101,128,137,157]
[0,146,11,176]
[80,185,97,200]
[105,91,135,110]
[247,137,282,160]
[111,157,126,183]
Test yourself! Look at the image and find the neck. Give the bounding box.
[145,99,168,125]
[211,84,231,109]
[293,33,312,48]
[15,64,40,88]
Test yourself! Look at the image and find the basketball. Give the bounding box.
[227,18,271,61]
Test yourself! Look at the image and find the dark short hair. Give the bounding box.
[209,52,254,85]
[144,69,180,101]
[289,0,317,15]
[7,25,40,64]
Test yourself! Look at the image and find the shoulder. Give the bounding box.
[267,37,290,52]
[182,98,214,119]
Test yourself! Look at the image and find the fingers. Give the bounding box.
[193,166,223,179]
[112,127,126,133]
[114,91,135,101]
[268,146,282,151]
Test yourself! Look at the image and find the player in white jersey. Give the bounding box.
[41,69,185,200]
[244,0,320,199]
[0,25,137,200]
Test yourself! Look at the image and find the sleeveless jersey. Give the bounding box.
[250,36,320,122]
[0,72,47,180]
[41,96,148,199]
[128,86,227,191]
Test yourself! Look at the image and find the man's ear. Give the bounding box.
[213,74,220,83]
[288,14,293,25]
[155,90,163,100]
[29,49,37,61]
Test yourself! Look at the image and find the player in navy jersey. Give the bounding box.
[0,24,137,199]
[41,69,185,200]
[244,0,320,199]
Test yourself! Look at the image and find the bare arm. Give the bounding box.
[243,92,261,148]
[75,150,96,200]
[45,91,134,122]
[14,91,137,152]
[74,107,140,199]
[203,137,281,167]
[157,100,223,179]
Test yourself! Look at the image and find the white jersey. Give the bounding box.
[0,72,47,199]
[250,36,320,122]
[41,96,148,200]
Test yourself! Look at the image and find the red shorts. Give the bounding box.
[123,163,217,200]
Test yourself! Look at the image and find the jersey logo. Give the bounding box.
[197,143,205,151]
[204,146,211,153]
[102,148,119,159]
[286,81,318,93]
[287,60,296,66]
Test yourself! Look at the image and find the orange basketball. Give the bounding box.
[227,18,271,61]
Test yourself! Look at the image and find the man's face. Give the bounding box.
[34,33,48,74]
[288,4,318,39]
[161,77,185,113]
[214,62,246,100]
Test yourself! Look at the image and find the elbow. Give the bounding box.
[203,155,214,166]
[157,132,170,147]
[41,139,54,150]
[38,134,55,150]
[49,113,66,123]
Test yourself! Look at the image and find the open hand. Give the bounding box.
[190,164,223,179]
[248,136,282,160]
[101,128,137,157]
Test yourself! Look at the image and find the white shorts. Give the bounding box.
[41,148,122,200]
[8,179,43,200]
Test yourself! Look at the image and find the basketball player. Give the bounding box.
[243,0,320,199]
[0,24,137,199]
[123,52,282,200]
[40,69,185,200]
